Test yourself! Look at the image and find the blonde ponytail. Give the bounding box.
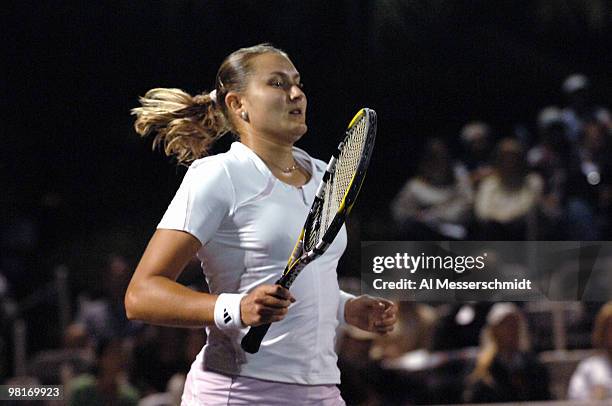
[132,43,288,165]
[131,88,230,165]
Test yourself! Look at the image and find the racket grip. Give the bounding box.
[241,322,272,354]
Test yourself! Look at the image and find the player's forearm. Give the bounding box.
[125,275,217,328]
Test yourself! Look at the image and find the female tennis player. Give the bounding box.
[125,44,397,405]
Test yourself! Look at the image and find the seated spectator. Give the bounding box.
[28,322,94,386]
[336,324,379,406]
[527,107,571,224]
[350,302,439,406]
[464,303,551,403]
[459,121,495,186]
[370,302,437,360]
[474,138,543,240]
[75,254,143,343]
[130,326,191,397]
[565,118,612,240]
[561,73,611,144]
[137,372,185,406]
[68,337,139,406]
[431,303,492,351]
[391,138,473,240]
[568,302,612,401]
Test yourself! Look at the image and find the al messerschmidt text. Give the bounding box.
[373,278,532,290]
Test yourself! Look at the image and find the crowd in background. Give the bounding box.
[0,73,611,405]
[2,254,205,406]
[391,73,612,243]
[2,258,611,405]
[336,298,612,405]
[2,269,611,405]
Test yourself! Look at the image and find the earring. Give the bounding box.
[241,111,248,121]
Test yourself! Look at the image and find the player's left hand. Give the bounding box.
[344,295,397,335]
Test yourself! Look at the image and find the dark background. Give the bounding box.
[2,1,612,353]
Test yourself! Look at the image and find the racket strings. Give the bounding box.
[315,115,369,245]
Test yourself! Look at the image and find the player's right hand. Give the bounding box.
[240,285,296,326]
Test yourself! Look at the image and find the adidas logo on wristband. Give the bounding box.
[214,293,246,331]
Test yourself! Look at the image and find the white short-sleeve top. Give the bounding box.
[157,142,348,385]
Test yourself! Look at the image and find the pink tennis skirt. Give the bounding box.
[181,368,346,405]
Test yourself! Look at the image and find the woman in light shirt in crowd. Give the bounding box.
[568,302,612,401]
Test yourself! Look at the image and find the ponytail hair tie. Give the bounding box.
[209,89,218,104]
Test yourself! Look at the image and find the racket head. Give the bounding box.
[304,107,377,253]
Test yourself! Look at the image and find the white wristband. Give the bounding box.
[214,293,246,330]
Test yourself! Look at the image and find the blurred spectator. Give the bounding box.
[527,106,572,238]
[28,322,94,386]
[371,302,437,360]
[138,372,185,406]
[464,303,551,403]
[379,303,477,404]
[336,324,379,405]
[130,326,192,397]
[432,303,492,351]
[474,138,543,240]
[568,301,612,401]
[336,300,439,405]
[528,108,571,209]
[565,117,612,240]
[75,254,143,343]
[68,337,139,406]
[391,138,473,240]
[561,73,611,144]
[460,121,495,185]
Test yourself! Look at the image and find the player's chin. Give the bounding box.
[285,123,308,142]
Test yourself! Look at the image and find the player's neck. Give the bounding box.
[241,136,296,170]
[241,137,310,186]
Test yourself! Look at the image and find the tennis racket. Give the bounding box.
[241,107,377,354]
